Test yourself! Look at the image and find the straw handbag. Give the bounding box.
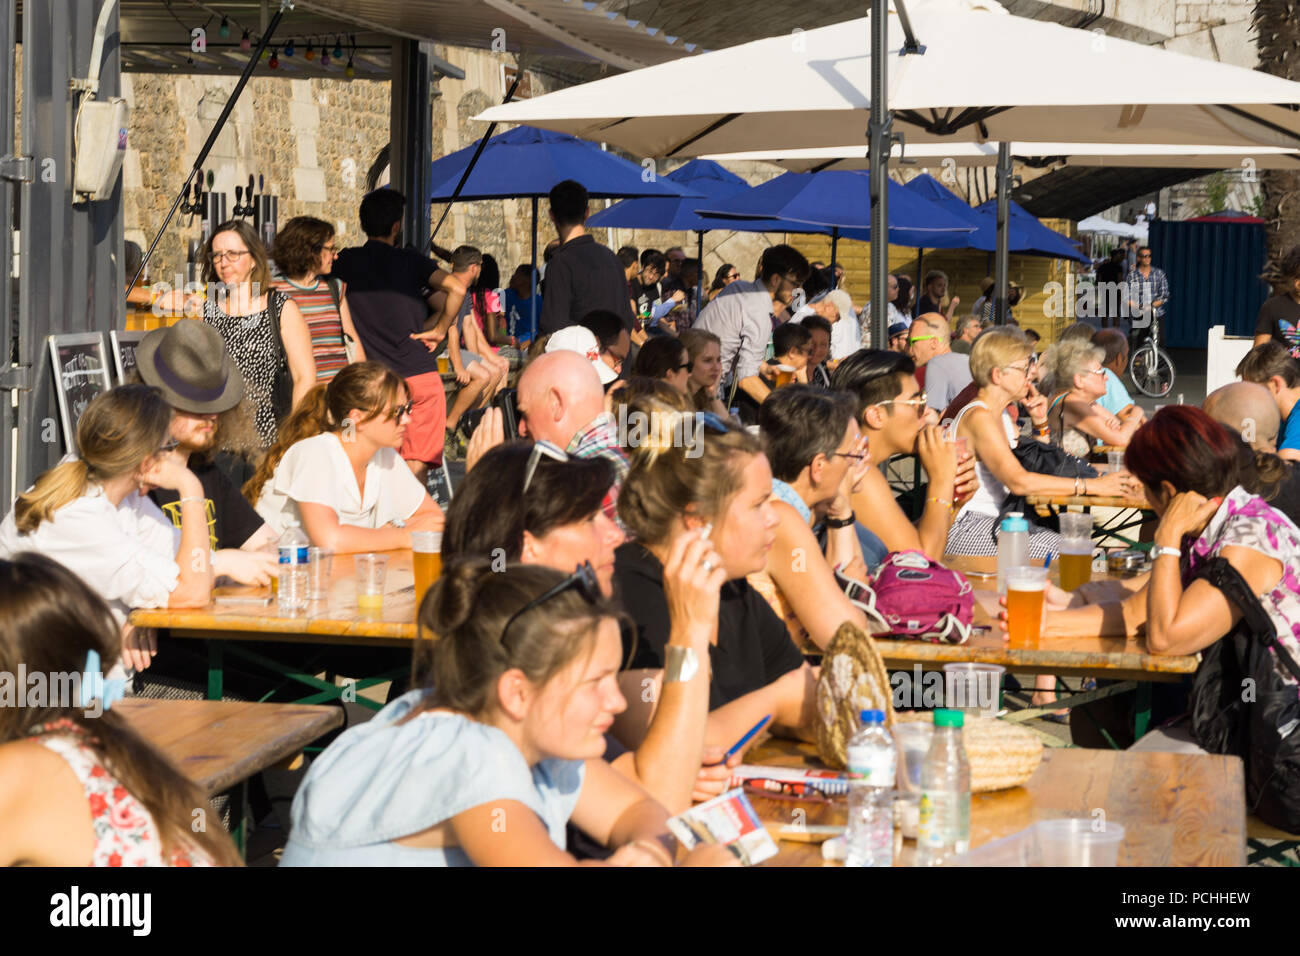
[816,621,895,770]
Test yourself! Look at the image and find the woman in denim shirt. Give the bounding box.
[281,559,730,866]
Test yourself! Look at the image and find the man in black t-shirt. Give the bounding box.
[137,320,276,557]
[332,188,470,477]
[538,180,637,335]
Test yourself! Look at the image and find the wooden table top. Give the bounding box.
[116,698,343,796]
[870,554,1197,680]
[747,738,1246,867]
[1026,493,1150,510]
[131,550,421,645]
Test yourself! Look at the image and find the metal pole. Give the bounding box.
[830,227,839,279]
[696,230,704,314]
[429,76,521,245]
[868,0,891,350]
[130,2,286,292]
[530,196,538,334]
[994,141,1011,324]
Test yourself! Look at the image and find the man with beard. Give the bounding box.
[137,319,279,558]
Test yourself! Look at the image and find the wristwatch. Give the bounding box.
[823,513,855,529]
[663,645,700,684]
[1154,545,1181,561]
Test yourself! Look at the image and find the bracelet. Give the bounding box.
[178,496,204,505]
[1154,545,1181,560]
[823,513,855,529]
[927,496,954,510]
[1072,477,1081,496]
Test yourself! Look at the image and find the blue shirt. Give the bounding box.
[1097,368,1135,418]
[1283,405,1300,454]
[503,288,541,344]
[280,690,585,866]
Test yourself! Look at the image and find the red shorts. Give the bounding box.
[400,370,446,467]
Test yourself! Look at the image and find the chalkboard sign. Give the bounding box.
[110,329,146,384]
[49,334,113,452]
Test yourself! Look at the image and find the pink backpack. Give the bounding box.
[841,551,974,645]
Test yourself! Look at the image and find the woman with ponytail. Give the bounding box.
[246,361,443,552]
[281,559,736,866]
[0,387,264,671]
[0,554,241,866]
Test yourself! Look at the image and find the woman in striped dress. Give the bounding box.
[272,217,366,381]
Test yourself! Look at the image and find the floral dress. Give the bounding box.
[36,724,213,867]
[204,291,287,448]
[1185,486,1300,693]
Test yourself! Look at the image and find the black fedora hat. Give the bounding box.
[137,319,244,414]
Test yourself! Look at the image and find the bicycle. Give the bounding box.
[1127,306,1176,398]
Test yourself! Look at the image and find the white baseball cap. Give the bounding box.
[544,325,619,385]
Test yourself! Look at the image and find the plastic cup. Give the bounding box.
[411,530,442,610]
[355,553,388,612]
[1006,567,1048,647]
[437,353,450,375]
[307,547,332,601]
[943,662,1005,718]
[1107,450,1124,473]
[774,364,796,387]
[1035,819,1125,866]
[890,722,933,796]
[1058,512,1093,540]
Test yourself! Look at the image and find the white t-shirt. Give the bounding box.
[0,483,181,624]
[255,432,427,537]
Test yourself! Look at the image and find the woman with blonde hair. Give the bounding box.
[0,553,241,866]
[679,328,729,415]
[945,329,1140,558]
[0,387,268,671]
[272,216,366,380]
[1040,337,1142,456]
[246,361,443,552]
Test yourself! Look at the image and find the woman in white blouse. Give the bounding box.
[245,362,444,552]
[0,385,270,671]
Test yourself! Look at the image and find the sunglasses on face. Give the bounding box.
[907,334,939,345]
[674,361,695,373]
[386,400,415,421]
[500,561,601,647]
[522,440,569,493]
[156,438,180,454]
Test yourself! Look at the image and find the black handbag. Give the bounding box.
[266,290,294,424]
[1189,556,1300,832]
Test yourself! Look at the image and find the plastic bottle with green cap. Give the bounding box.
[916,708,971,866]
[997,511,1030,595]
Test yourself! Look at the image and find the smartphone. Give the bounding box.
[214,591,272,607]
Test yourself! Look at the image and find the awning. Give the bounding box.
[115,0,706,79]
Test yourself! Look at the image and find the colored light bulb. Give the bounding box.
[240,30,251,52]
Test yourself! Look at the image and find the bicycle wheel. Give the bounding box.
[1129,342,1176,398]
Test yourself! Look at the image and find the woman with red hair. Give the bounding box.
[1031,405,1300,750]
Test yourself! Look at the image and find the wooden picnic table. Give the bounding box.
[746,738,1246,867]
[117,697,343,796]
[117,697,343,854]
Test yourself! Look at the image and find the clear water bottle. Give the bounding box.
[276,519,310,613]
[996,511,1029,595]
[844,709,897,867]
[916,709,971,867]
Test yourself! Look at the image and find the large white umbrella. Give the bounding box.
[703,143,1300,172]
[477,1,1300,157]
[1076,215,1141,238]
[478,0,1300,341]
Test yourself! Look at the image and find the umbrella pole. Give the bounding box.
[531,196,539,336]
[696,231,705,315]
[830,228,839,278]
[994,142,1011,325]
[916,248,923,316]
[868,0,891,351]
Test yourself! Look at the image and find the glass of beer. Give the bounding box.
[1057,512,1094,591]
[774,364,796,388]
[355,553,388,613]
[1006,567,1048,648]
[411,530,442,610]
[437,352,451,375]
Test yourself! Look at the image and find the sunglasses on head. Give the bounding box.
[522,440,569,493]
[500,561,601,647]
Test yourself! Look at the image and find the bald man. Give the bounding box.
[907,312,972,412]
[1203,382,1280,452]
[514,350,630,528]
[1203,381,1300,525]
